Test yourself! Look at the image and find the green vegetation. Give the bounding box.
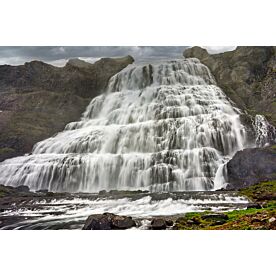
[238,180,276,201]
[174,181,276,230]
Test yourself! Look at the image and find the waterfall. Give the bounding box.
[253,114,276,147]
[0,58,247,192]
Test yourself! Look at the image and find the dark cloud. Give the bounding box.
[0,46,188,65]
[0,46,236,66]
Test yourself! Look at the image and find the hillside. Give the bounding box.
[0,55,134,161]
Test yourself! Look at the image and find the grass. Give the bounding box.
[238,180,276,201]
[174,180,276,230]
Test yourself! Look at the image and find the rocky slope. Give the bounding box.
[184,46,276,126]
[184,47,276,191]
[0,56,134,161]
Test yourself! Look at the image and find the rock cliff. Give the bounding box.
[0,55,134,161]
[225,145,276,189]
[184,46,276,126]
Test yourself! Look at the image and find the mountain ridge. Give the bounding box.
[0,55,134,161]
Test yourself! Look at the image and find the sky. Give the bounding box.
[0,46,236,66]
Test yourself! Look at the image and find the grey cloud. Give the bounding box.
[0,46,236,65]
[0,46,187,65]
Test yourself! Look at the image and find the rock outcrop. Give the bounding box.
[225,145,276,190]
[184,46,276,127]
[82,213,136,230]
[0,56,134,161]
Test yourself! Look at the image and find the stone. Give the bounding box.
[15,185,30,193]
[36,189,48,193]
[111,215,136,229]
[150,218,167,230]
[247,203,262,209]
[98,190,107,196]
[225,146,276,190]
[82,213,136,230]
[268,217,276,223]
[210,220,227,226]
[83,214,112,230]
[165,219,174,227]
[201,213,228,220]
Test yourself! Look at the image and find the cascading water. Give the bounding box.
[0,58,247,192]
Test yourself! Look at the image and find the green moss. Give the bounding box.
[238,180,276,201]
[174,181,276,230]
[174,204,276,230]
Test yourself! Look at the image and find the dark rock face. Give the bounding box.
[247,203,262,209]
[150,218,167,230]
[82,213,136,230]
[0,184,32,197]
[201,213,228,220]
[0,56,134,162]
[226,146,276,190]
[15,185,30,193]
[184,46,276,127]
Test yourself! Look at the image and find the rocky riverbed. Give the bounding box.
[1,181,275,230]
[0,184,250,229]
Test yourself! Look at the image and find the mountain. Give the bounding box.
[184,46,276,126]
[0,55,134,161]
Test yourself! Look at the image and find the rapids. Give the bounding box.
[0,58,248,192]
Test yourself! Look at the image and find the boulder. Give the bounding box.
[247,203,262,209]
[83,214,113,230]
[98,190,107,196]
[165,219,174,227]
[150,218,167,230]
[15,185,30,193]
[36,189,48,193]
[83,213,136,230]
[201,213,228,220]
[225,146,276,190]
[111,215,136,229]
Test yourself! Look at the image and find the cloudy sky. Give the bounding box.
[0,46,236,66]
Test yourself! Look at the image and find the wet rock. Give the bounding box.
[201,213,228,220]
[98,190,107,196]
[210,220,227,226]
[83,213,136,230]
[111,215,136,229]
[247,203,262,209]
[225,146,276,190]
[36,189,48,193]
[15,185,30,193]
[108,190,148,196]
[165,219,174,227]
[257,193,276,201]
[150,218,167,230]
[83,214,112,230]
[191,217,201,225]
